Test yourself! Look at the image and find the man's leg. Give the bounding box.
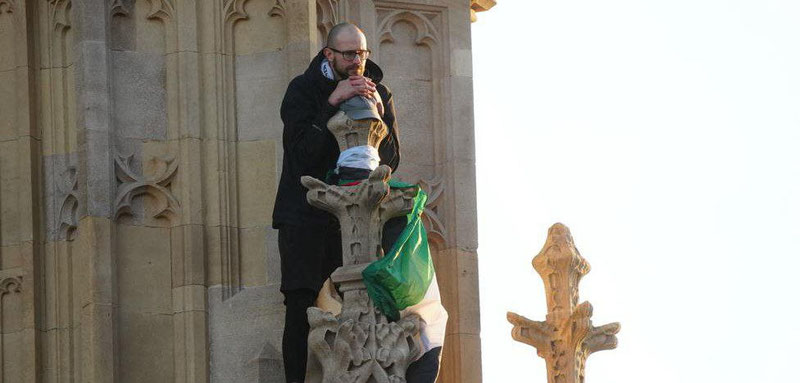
[279,225,329,383]
[405,347,442,383]
[282,288,316,383]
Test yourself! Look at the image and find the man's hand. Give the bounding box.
[328,76,377,107]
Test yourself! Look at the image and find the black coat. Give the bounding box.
[272,50,401,228]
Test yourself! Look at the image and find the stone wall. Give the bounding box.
[0,0,487,382]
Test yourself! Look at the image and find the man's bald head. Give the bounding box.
[323,22,369,79]
[326,22,364,49]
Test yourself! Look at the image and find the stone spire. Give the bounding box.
[507,223,620,383]
[301,111,423,383]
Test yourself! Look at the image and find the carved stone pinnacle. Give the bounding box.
[327,110,388,151]
[507,223,620,383]
[302,112,422,382]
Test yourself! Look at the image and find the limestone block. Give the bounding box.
[117,310,175,382]
[0,11,16,70]
[0,140,20,247]
[77,127,113,218]
[232,0,287,56]
[0,70,15,141]
[205,225,223,287]
[172,138,205,226]
[172,309,209,382]
[201,139,222,226]
[451,160,478,250]
[0,245,21,271]
[173,285,207,314]
[239,227,267,287]
[116,224,172,312]
[72,0,108,42]
[170,224,206,287]
[449,76,476,163]
[439,333,482,383]
[112,50,167,140]
[236,140,276,228]
[450,48,473,78]
[14,136,43,243]
[0,329,24,381]
[204,224,241,296]
[235,51,287,142]
[169,51,202,139]
[79,302,115,383]
[208,284,286,383]
[434,249,480,336]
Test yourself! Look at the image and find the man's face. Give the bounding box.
[325,30,368,79]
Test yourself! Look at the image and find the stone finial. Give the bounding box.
[302,112,422,382]
[301,166,416,267]
[470,0,497,22]
[507,223,620,383]
[327,110,388,152]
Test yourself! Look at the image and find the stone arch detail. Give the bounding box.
[378,10,439,48]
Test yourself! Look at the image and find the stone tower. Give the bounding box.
[0,0,493,381]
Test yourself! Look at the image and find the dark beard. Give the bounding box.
[332,59,364,79]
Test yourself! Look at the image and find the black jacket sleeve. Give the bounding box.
[280,77,339,174]
[377,84,401,172]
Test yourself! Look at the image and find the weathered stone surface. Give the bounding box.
[235,52,286,142]
[112,50,167,140]
[237,140,276,228]
[507,223,620,383]
[208,284,286,383]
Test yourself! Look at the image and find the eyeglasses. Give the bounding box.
[327,47,371,61]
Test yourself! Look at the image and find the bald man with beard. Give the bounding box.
[272,23,400,383]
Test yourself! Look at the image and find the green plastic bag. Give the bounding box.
[362,180,434,321]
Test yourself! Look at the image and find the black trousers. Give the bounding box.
[280,216,408,383]
[406,347,442,383]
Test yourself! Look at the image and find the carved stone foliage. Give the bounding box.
[57,165,79,240]
[327,111,387,152]
[302,166,417,266]
[114,154,180,224]
[224,0,286,23]
[306,289,422,383]
[49,0,72,34]
[144,0,174,22]
[0,0,14,14]
[507,223,620,383]
[415,175,446,248]
[110,0,130,17]
[378,9,440,47]
[316,0,338,48]
[0,276,21,295]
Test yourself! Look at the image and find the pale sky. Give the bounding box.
[472,1,800,382]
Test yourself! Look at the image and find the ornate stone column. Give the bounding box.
[301,112,424,383]
[507,223,620,383]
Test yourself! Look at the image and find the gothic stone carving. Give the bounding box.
[114,154,180,222]
[0,0,14,14]
[307,289,422,383]
[415,175,446,247]
[57,165,79,240]
[302,165,416,266]
[302,112,422,382]
[507,223,620,383]
[0,275,21,295]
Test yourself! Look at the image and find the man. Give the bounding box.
[272,22,400,383]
